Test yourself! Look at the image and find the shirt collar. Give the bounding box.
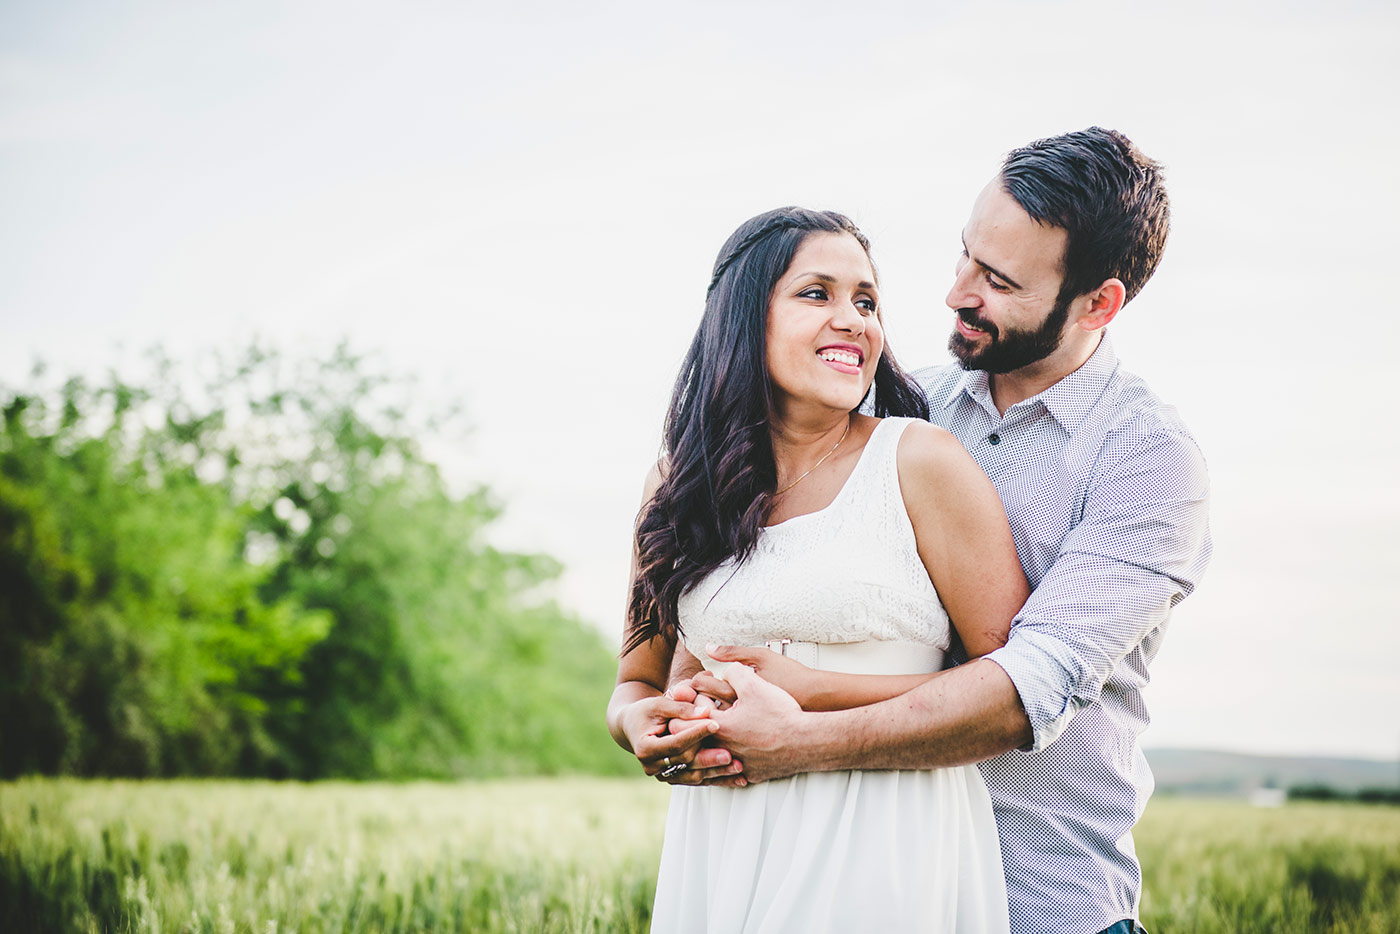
[937,332,1119,433]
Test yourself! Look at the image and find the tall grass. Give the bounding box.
[3,778,1397,933]
[0,778,669,933]
[1136,796,1400,933]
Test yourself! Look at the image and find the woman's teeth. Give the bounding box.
[818,349,861,366]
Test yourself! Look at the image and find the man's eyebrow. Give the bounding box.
[960,235,1023,291]
[797,272,879,291]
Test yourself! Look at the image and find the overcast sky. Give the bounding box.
[3,0,1397,761]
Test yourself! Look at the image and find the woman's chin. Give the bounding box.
[810,392,867,414]
[772,380,872,419]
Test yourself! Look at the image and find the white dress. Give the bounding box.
[651,417,1009,934]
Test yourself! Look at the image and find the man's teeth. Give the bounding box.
[818,349,861,366]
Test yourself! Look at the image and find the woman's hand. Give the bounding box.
[703,644,822,709]
[618,692,746,786]
[685,646,944,713]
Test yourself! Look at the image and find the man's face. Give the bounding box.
[945,179,1072,374]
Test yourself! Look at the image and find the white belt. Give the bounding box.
[701,639,946,676]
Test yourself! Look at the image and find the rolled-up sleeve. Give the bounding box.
[984,427,1212,751]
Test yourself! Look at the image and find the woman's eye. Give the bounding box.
[856,298,878,315]
[799,287,828,301]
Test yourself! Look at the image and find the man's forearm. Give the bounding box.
[743,659,1032,779]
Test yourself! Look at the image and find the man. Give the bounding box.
[693,128,1211,934]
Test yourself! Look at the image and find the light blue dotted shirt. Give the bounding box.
[916,334,1212,934]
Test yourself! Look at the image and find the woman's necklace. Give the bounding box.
[774,417,850,497]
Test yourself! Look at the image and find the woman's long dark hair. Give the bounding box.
[624,207,929,654]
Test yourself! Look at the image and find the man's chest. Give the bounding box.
[932,404,1093,587]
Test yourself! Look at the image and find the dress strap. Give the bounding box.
[865,416,915,461]
[802,416,911,521]
[838,416,915,510]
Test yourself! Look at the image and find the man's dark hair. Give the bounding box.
[1001,127,1169,306]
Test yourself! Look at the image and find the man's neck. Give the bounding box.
[988,331,1103,415]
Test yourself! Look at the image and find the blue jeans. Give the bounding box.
[1100,922,1147,934]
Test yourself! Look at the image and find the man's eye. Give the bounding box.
[985,274,1011,293]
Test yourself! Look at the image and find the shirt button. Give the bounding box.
[988,433,1001,445]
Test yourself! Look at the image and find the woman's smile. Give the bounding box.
[817,343,864,374]
[765,232,883,414]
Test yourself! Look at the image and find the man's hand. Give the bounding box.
[662,679,747,786]
[710,662,813,784]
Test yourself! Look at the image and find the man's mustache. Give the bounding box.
[956,308,998,339]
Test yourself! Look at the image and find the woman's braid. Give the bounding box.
[706,218,799,296]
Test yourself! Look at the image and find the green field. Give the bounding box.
[2,779,1397,933]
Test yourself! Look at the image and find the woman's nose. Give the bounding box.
[833,299,865,333]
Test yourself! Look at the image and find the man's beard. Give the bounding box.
[947,294,1071,374]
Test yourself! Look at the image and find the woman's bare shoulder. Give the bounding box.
[640,455,671,504]
[894,419,975,481]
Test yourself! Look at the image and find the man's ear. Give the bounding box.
[1074,278,1126,332]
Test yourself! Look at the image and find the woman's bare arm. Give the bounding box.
[898,420,1028,657]
[606,463,741,784]
[697,644,940,711]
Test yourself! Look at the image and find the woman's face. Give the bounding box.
[764,232,883,418]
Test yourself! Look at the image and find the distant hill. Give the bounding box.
[1144,747,1399,797]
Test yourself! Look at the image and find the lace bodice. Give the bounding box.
[677,417,952,655]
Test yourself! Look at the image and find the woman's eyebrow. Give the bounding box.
[793,272,878,291]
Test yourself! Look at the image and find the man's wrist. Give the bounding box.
[781,707,847,775]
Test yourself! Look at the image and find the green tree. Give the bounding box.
[0,347,630,779]
[0,375,328,776]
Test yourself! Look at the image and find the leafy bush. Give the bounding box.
[0,347,630,779]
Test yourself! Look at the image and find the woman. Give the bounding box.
[607,207,1028,932]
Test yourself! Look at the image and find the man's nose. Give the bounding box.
[946,263,980,311]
